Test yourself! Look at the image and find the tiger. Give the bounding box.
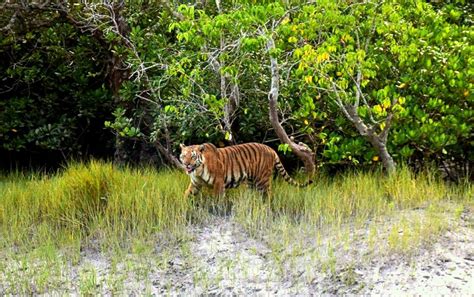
[179,142,312,197]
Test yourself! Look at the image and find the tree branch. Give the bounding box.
[266,34,315,174]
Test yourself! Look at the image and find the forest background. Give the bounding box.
[0,0,472,178]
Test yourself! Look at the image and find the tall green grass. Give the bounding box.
[0,161,471,250]
[0,161,190,249]
[1,161,471,295]
[234,166,471,232]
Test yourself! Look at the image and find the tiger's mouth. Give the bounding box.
[185,165,196,174]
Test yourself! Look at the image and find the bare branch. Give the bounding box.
[266,33,315,175]
[159,0,184,21]
[331,83,354,122]
[364,1,382,53]
[155,142,184,169]
[380,113,393,142]
[0,10,19,33]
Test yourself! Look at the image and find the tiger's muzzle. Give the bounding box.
[185,164,196,174]
[183,158,202,174]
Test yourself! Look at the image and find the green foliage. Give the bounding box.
[0,20,113,154]
[154,0,471,170]
[276,0,472,168]
[0,0,471,173]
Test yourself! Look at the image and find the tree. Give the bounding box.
[277,0,472,174]
[170,2,317,174]
[267,34,315,174]
[1,0,471,177]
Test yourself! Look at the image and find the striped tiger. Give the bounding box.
[179,142,312,197]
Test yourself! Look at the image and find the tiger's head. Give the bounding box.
[179,144,205,174]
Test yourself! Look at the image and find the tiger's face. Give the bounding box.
[179,144,205,174]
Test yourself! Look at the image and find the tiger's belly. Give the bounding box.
[224,171,248,189]
[191,167,250,189]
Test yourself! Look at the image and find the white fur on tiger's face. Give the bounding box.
[179,144,205,174]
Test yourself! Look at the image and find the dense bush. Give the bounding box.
[0,19,113,161]
[0,1,472,176]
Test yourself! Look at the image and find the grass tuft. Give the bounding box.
[0,160,190,249]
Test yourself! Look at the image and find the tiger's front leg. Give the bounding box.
[184,182,201,197]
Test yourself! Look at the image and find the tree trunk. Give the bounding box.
[216,0,239,143]
[345,104,396,174]
[266,36,315,175]
[58,2,131,164]
[106,3,132,165]
[155,142,184,169]
[369,136,396,174]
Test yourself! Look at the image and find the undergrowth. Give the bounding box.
[0,161,190,250]
[0,160,471,251]
[0,160,472,294]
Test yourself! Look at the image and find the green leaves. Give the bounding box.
[105,108,142,138]
[278,143,291,155]
[2,0,471,171]
[0,18,113,153]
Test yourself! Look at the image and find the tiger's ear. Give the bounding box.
[199,144,205,152]
[179,143,186,149]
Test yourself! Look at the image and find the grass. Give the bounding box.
[0,161,190,250]
[0,160,472,294]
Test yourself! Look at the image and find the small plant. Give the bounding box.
[453,205,464,220]
[341,263,358,287]
[367,223,378,252]
[79,265,100,295]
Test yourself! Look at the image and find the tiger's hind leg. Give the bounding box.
[254,176,272,200]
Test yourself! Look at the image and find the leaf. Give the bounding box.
[373,105,383,114]
[397,83,407,89]
[294,48,303,58]
[281,17,290,25]
[278,143,291,154]
[317,52,330,63]
[288,36,298,43]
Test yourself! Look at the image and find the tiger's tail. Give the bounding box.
[274,156,313,187]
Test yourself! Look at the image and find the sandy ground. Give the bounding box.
[1,208,473,295]
[152,215,474,296]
